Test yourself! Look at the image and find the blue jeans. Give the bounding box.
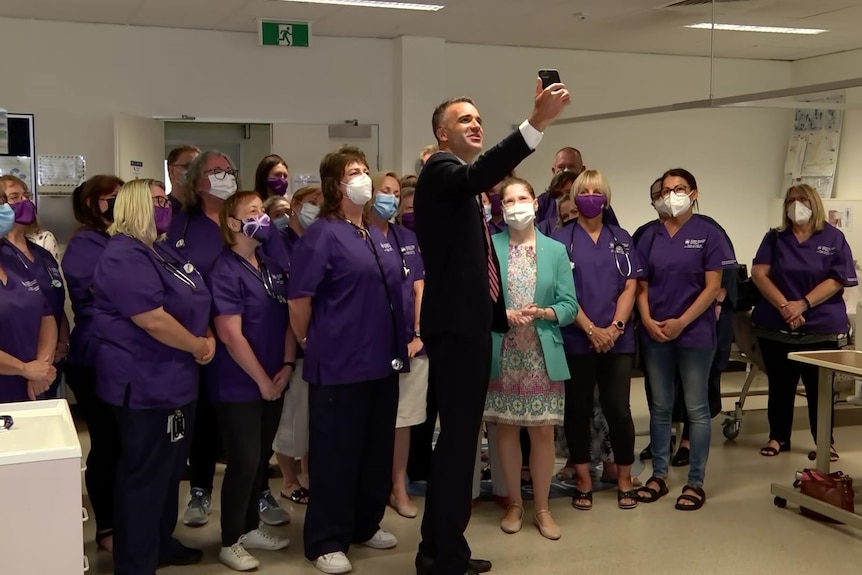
[643,341,714,487]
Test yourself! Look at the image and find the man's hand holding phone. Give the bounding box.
[529,70,571,132]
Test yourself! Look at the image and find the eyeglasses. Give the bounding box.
[658,185,690,197]
[152,196,170,208]
[205,168,238,180]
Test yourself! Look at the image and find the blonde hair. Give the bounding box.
[570,169,612,205]
[108,179,163,244]
[419,144,438,162]
[292,185,321,205]
[783,184,825,233]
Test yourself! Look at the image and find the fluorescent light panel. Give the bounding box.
[276,0,444,10]
[686,22,828,35]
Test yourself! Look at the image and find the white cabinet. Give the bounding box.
[0,400,84,574]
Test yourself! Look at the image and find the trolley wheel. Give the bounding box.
[722,420,741,440]
[774,496,787,508]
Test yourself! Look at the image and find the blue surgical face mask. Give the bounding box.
[273,215,290,231]
[484,205,492,222]
[373,193,399,220]
[0,203,14,237]
[298,202,320,229]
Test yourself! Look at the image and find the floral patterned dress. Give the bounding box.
[484,244,565,427]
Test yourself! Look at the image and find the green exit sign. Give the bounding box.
[259,20,311,47]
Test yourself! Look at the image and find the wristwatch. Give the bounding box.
[414,330,421,338]
[613,320,625,332]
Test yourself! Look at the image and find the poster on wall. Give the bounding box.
[826,205,853,232]
[0,156,33,189]
[38,155,86,187]
[782,94,844,199]
[0,109,7,154]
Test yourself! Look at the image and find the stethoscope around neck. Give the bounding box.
[343,218,405,372]
[4,241,63,288]
[567,221,632,278]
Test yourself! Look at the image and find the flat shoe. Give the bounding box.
[533,510,561,540]
[500,503,523,534]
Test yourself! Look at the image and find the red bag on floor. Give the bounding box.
[793,468,854,524]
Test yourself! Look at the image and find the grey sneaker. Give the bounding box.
[258,490,290,526]
[183,488,212,527]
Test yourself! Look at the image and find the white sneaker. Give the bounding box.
[219,543,260,572]
[362,529,398,549]
[315,551,352,574]
[240,526,290,551]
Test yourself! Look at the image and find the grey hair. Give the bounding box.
[179,149,239,211]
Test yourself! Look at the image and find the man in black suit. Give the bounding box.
[413,79,570,575]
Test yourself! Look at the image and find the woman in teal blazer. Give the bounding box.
[484,177,578,542]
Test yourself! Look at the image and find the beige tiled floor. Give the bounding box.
[81,373,862,574]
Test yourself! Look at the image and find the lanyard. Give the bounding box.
[386,226,410,279]
[4,240,62,289]
[152,244,200,290]
[232,251,287,304]
[568,223,632,278]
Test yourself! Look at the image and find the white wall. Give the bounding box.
[792,50,862,201]
[445,43,792,267]
[0,18,394,179]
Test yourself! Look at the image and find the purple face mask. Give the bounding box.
[11,200,36,225]
[574,193,606,219]
[154,205,173,234]
[489,194,503,216]
[239,213,272,243]
[267,177,288,196]
[400,212,416,231]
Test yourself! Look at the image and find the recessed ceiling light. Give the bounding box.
[276,0,444,10]
[686,22,828,35]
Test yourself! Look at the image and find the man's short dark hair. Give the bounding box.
[431,97,475,141]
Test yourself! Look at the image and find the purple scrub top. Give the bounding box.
[1,240,65,328]
[277,226,304,360]
[93,234,211,409]
[288,217,408,385]
[62,228,110,367]
[751,224,857,334]
[204,248,290,402]
[0,253,53,403]
[536,193,559,226]
[380,224,425,357]
[489,220,508,235]
[167,207,224,277]
[553,223,644,355]
[635,217,737,348]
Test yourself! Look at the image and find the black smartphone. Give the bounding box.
[539,69,561,89]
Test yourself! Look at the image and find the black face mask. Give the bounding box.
[103,197,117,223]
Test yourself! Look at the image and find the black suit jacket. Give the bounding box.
[414,130,535,338]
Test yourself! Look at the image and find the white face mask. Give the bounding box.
[653,197,672,218]
[208,174,237,200]
[668,191,692,218]
[503,202,536,230]
[344,173,373,206]
[298,202,320,229]
[787,200,812,225]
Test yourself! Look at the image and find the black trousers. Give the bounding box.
[215,397,284,546]
[565,353,636,467]
[304,376,399,561]
[113,401,196,575]
[188,375,219,492]
[759,337,838,445]
[65,363,121,536]
[418,334,491,575]
[408,375,438,482]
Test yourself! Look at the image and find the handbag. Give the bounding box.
[793,468,854,523]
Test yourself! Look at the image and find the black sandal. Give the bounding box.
[760,441,790,457]
[617,489,639,510]
[635,476,668,503]
[674,485,706,511]
[807,446,839,462]
[281,486,310,505]
[671,446,690,467]
[571,489,593,511]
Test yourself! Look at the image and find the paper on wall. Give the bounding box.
[0,108,7,154]
[826,205,852,232]
[801,131,839,178]
[0,156,32,189]
[38,155,86,187]
[784,133,806,177]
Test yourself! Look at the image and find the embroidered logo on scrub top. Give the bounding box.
[380,241,395,253]
[816,245,837,256]
[403,244,418,256]
[683,238,707,249]
[22,279,41,292]
[272,273,285,285]
[609,242,629,254]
